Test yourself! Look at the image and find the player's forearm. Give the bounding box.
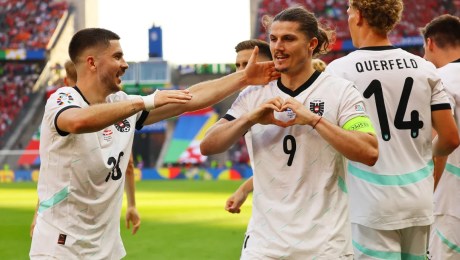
[201,117,253,155]
[125,156,136,208]
[433,155,447,191]
[314,118,378,166]
[58,98,145,134]
[237,177,254,195]
[144,71,247,125]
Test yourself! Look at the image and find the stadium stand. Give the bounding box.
[255,0,460,62]
[0,0,68,49]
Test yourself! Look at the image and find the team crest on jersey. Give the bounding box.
[310,99,324,116]
[56,92,74,105]
[102,129,113,142]
[114,119,131,132]
[354,104,365,112]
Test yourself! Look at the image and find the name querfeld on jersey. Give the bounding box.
[310,99,324,116]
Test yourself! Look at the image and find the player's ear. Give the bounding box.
[87,56,96,71]
[308,37,318,52]
[426,38,435,51]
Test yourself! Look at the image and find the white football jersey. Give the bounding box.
[226,71,368,258]
[327,47,451,230]
[30,87,147,259]
[433,60,460,219]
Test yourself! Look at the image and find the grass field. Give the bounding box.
[0,180,252,259]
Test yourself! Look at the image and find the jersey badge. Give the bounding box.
[114,119,131,132]
[57,233,67,245]
[310,99,324,116]
[103,129,113,142]
[354,104,365,112]
[56,92,74,105]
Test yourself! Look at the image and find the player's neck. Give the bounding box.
[76,78,110,104]
[280,66,316,91]
[356,30,391,49]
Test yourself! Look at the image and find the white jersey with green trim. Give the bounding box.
[226,71,368,258]
[326,47,451,230]
[433,60,460,219]
[30,87,146,259]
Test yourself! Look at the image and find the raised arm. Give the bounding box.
[56,90,191,134]
[143,47,280,125]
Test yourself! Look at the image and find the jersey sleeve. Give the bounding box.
[430,78,452,111]
[224,87,254,121]
[337,83,371,127]
[45,87,83,136]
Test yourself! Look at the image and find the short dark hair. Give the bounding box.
[68,28,120,63]
[420,14,460,49]
[235,39,272,60]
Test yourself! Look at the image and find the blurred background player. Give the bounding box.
[201,6,378,259]
[326,1,459,258]
[225,39,272,214]
[421,14,460,260]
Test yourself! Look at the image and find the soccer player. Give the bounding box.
[225,39,272,214]
[226,42,332,214]
[30,60,141,238]
[29,28,279,259]
[326,1,460,258]
[201,6,378,259]
[420,14,460,259]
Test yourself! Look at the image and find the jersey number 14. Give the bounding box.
[363,77,424,141]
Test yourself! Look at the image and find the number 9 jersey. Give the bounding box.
[225,71,370,258]
[327,46,452,230]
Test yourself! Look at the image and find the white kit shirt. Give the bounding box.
[433,59,460,219]
[327,46,451,230]
[30,86,148,259]
[225,71,369,259]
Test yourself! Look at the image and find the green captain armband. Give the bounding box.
[342,116,376,134]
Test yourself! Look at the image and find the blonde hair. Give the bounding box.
[312,58,327,72]
[350,0,403,35]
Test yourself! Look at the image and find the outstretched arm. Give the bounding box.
[143,47,280,125]
[57,89,191,134]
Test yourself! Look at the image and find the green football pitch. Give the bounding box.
[0,180,252,259]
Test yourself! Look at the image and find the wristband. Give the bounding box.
[312,116,322,129]
[141,89,159,111]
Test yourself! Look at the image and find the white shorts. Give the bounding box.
[352,223,428,259]
[428,215,460,260]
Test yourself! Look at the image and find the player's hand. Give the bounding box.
[225,190,249,214]
[276,97,317,127]
[248,97,285,126]
[153,89,192,108]
[243,46,280,85]
[125,206,141,235]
